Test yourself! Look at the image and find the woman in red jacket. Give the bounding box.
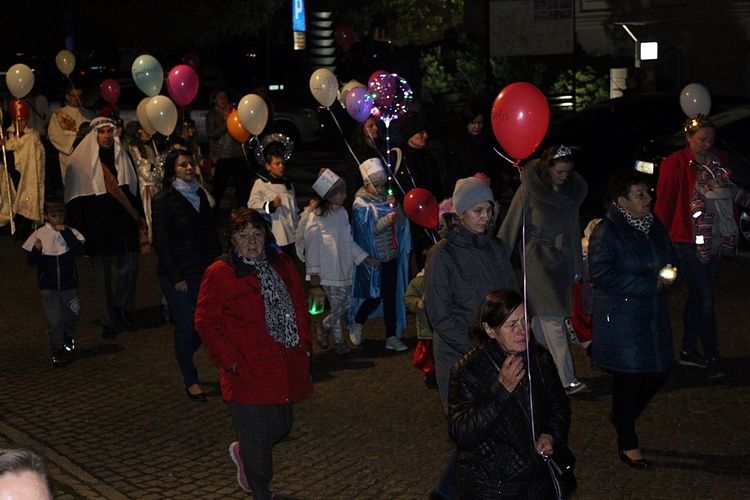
[195,208,312,499]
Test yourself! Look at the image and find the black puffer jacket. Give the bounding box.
[151,186,222,284]
[449,340,571,499]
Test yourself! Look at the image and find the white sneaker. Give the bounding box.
[385,336,408,352]
[349,323,364,346]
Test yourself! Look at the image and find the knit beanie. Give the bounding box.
[453,177,493,215]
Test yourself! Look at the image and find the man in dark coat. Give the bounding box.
[64,117,145,338]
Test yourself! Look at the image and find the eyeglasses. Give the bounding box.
[234,229,265,241]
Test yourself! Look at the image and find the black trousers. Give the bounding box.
[610,370,669,451]
[228,402,293,500]
[354,258,398,338]
[211,156,251,211]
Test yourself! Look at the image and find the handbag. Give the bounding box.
[544,443,577,500]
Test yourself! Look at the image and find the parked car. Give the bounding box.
[539,92,750,219]
[633,103,750,243]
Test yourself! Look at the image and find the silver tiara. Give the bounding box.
[553,145,572,159]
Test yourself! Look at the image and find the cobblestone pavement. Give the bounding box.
[1,232,749,499]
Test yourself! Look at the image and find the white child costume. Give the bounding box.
[305,169,370,354]
[247,134,299,249]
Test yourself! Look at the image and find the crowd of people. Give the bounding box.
[1,81,744,498]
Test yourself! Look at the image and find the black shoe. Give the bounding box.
[102,325,119,339]
[618,449,653,469]
[678,350,706,368]
[64,335,76,352]
[706,358,726,379]
[116,308,139,331]
[186,388,207,402]
[52,348,68,368]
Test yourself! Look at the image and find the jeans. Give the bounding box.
[40,289,80,348]
[229,402,293,500]
[90,252,139,328]
[674,243,721,360]
[159,273,203,388]
[532,316,576,387]
[354,258,398,338]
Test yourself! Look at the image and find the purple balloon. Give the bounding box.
[345,86,374,123]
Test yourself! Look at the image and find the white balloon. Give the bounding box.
[137,97,158,136]
[309,68,339,108]
[680,83,711,117]
[55,50,76,76]
[146,96,178,136]
[237,94,269,136]
[6,64,35,99]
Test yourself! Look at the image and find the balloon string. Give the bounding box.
[242,139,269,182]
[493,147,516,166]
[518,173,537,446]
[325,107,360,166]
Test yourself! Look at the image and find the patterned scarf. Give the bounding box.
[616,203,653,234]
[235,250,300,347]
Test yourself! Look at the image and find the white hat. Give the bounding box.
[312,168,346,199]
[359,158,387,185]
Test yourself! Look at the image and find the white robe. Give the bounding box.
[6,127,45,223]
[247,178,299,246]
[48,105,95,182]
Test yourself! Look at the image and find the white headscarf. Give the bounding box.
[64,117,139,203]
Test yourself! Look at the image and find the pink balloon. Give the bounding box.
[368,73,412,123]
[100,79,121,105]
[166,64,200,107]
[404,188,439,229]
[491,82,550,162]
[345,86,374,123]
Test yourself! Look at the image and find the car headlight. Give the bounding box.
[634,160,655,175]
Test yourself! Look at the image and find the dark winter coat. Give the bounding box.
[27,228,84,290]
[449,340,571,499]
[425,215,519,413]
[151,186,222,284]
[588,204,676,373]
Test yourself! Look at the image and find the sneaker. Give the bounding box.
[335,342,352,356]
[678,350,707,368]
[385,336,408,352]
[314,323,329,350]
[706,358,726,379]
[349,323,364,346]
[565,380,589,395]
[64,335,76,352]
[228,441,252,493]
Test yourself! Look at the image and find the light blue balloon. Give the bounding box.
[132,54,164,97]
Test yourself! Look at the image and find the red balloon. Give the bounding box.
[491,82,550,161]
[404,188,439,229]
[334,24,356,51]
[167,64,200,107]
[368,70,388,88]
[100,78,121,105]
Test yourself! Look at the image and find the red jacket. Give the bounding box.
[195,251,313,405]
[654,145,729,244]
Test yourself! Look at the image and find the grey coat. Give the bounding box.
[425,216,519,413]
[498,161,587,317]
